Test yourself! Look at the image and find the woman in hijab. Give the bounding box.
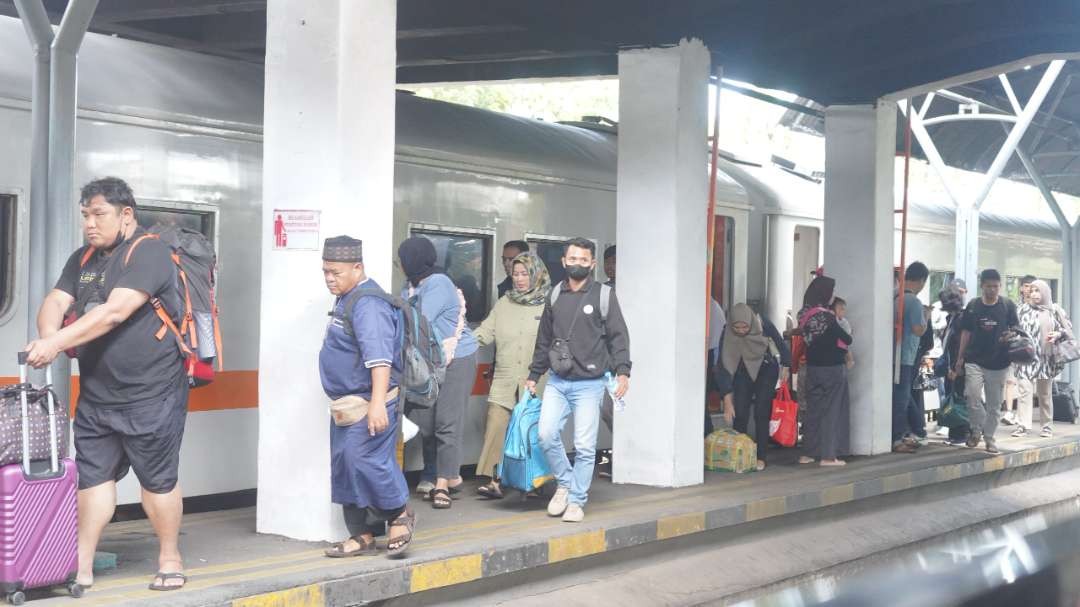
[797,275,852,466]
[1014,279,1071,439]
[472,253,552,498]
[397,236,479,509]
[716,304,791,471]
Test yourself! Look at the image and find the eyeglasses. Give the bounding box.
[501,256,517,263]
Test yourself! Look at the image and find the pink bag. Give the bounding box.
[0,355,81,602]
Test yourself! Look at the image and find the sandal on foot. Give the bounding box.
[148,572,187,592]
[387,508,416,557]
[324,535,377,558]
[476,483,504,500]
[429,488,452,509]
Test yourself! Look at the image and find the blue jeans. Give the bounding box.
[892,364,915,444]
[538,374,606,507]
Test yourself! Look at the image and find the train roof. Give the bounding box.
[0,16,264,131]
[725,154,1078,239]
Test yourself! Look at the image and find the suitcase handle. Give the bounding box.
[16,353,61,476]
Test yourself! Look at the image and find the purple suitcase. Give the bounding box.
[0,355,81,604]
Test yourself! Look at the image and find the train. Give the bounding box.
[0,15,1066,505]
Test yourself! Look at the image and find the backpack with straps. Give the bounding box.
[334,287,447,408]
[76,226,223,388]
[549,281,613,324]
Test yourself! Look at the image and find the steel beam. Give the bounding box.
[13,0,53,356]
[920,114,1017,127]
[971,60,1065,211]
[46,0,98,409]
[897,98,961,206]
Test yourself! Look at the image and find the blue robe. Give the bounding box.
[319,279,409,510]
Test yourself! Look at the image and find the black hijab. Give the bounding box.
[398,236,437,287]
[802,276,836,309]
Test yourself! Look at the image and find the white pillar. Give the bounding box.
[955,206,981,298]
[1069,223,1080,392]
[257,0,397,542]
[823,104,896,455]
[614,40,709,487]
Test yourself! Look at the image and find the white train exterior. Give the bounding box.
[0,17,1064,504]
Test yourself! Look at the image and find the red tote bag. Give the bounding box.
[769,383,798,448]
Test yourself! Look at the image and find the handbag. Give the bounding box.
[548,300,584,377]
[938,389,968,428]
[1005,329,1036,365]
[0,385,70,467]
[329,388,400,427]
[1050,308,1080,366]
[769,384,798,447]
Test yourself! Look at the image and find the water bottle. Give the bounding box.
[605,371,626,412]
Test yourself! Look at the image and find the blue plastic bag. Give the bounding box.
[498,392,553,493]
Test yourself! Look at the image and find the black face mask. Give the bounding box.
[566,264,592,281]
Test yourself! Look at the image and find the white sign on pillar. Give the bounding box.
[258,0,396,542]
[614,40,709,488]
[823,104,896,456]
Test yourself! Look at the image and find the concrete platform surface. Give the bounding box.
[25,423,1080,607]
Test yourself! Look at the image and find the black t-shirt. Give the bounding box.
[960,298,1019,371]
[56,230,184,407]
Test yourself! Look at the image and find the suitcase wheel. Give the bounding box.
[68,582,85,599]
[5,591,24,605]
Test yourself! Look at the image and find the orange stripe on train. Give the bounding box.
[0,370,258,414]
[1,366,492,411]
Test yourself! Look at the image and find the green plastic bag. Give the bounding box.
[939,389,969,428]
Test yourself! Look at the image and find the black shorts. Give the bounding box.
[73,386,189,493]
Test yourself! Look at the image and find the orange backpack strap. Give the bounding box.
[123,233,159,266]
[79,247,96,268]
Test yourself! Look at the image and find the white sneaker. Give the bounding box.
[416,480,434,496]
[562,503,585,523]
[547,487,569,517]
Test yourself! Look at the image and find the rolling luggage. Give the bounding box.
[1052,381,1079,424]
[0,354,82,604]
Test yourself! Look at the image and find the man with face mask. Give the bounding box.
[526,238,631,523]
[23,178,190,591]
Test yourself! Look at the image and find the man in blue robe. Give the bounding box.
[319,235,414,557]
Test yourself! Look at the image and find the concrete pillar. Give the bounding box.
[1069,224,1080,391]
[822,104,896,455]
[257,0,397,541]
[954,206,981,297]
[613,40,709,487]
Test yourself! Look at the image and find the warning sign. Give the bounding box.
[272,209,321,251]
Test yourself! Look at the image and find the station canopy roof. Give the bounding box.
[3,0,1080,193]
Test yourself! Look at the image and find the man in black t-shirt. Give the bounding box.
[950,269,1019,455]
[23,178,189,591]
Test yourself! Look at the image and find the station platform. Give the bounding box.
[32,422,1080,607]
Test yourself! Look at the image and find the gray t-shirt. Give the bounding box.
[56,230,185,407]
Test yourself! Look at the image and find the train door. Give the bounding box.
[404,225,495,469]
[792,226,820,312]
[711,215,735,311]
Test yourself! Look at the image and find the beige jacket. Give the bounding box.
[474,295,547,409]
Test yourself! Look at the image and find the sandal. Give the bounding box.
[387,507,416,557]
[476,483,504,500]
[324,534,377,558]
[428,488,452,509]
[148,572,187,591]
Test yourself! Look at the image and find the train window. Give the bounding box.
[928,271,955,301]
[531,240,568,286]
[1006,275,1060,303]
[0,195,15,319]
[139,206,215,240]
[411,229,491,322]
